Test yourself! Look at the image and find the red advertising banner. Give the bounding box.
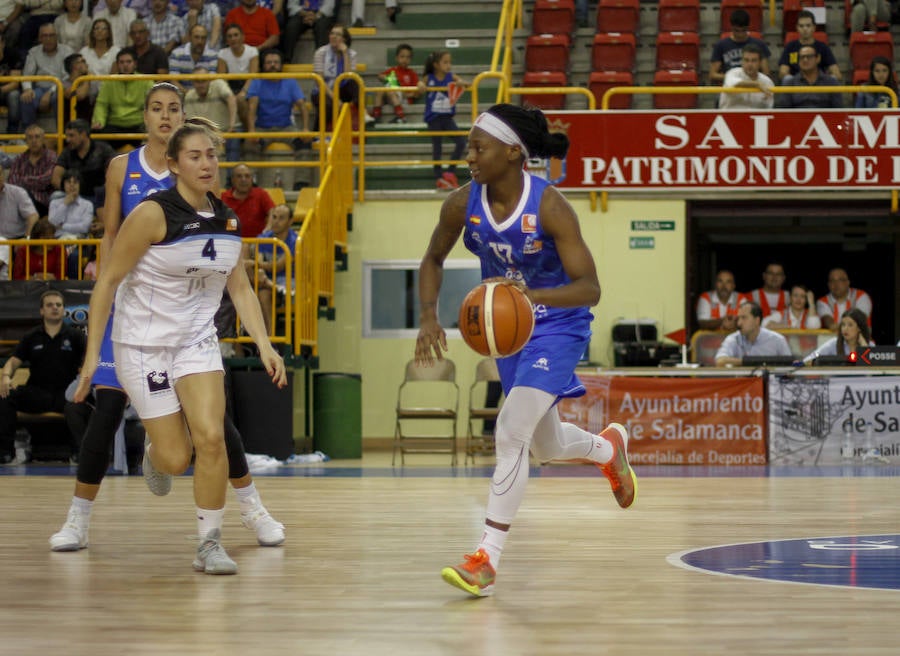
[557,374,767,465]
[541,110,900,191]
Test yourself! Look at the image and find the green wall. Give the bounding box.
[315,196,687,441]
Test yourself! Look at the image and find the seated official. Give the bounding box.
[802,308,872,365]
[714,301,792,366]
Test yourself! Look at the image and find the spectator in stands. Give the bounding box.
[855,56,898,109]
[0,0,25,53]
[851,0,891,32]
[370,42,420,124]
[63,53,94,122]
[225,0,279,51]
[183,0,222,50]
[0,289,86,464]
[16,0,64,62]
[255,202,296,333]
[80,19,120,94]
[718,43,774,110]
[51,119,116,208]
[93,0,138,48]
[778,45,843,109]
[817,267,873,331]
[121,18,169,74]
[802,308,872,364]
[246,48,309,151]
[17,24,74,130]
[574,0,593,28]
[49,169,94,238]
[763,284,822,330]
[222,163,275,238]
[709,9,771,86]
[184,66,238,158]
[310,24,364,132]
[8,124,56,217]
[54,0,90,51]
[744,262,790,319]
[93,0,151,18]
[713,301,792,366]
[0,33,22,136]
[422,49,466,190]
[0,164,38,240]
[778,11,841,83]
[282,0,336,60]
[92,50,155,147]
[697,269,740,331]
[147,0,185,54]
[168,23,218,88]
[12,217,64,279]
[217,22,258,129]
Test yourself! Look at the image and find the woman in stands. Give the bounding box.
[762,284,821,330]
[802,308,872,364]
[855,56,898,109]
[49,83,286,555]
[416,104,636,597]
[73,119,285,573]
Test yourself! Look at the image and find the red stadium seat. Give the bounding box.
[653,69,699,109]
[783,0,824,35]
[656,31,700,72]
[852,68,869,85]
[720,0,763,33]
[849,31,894,73]
[658,0,700,32]
[521,71,569,109]
[525,34,571,73]
[532,0,575,35]
[720,30,762,40]
[591,32,637,73]
[589,71,634,109]
[596,0,640,34]
[783,30,828,46]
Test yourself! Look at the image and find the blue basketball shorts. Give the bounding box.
[495,330,589,401]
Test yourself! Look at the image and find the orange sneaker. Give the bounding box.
[441,549,496,597]
[596,422,637,509]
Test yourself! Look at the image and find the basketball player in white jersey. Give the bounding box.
[74,119,286,573]
[49,83,285,553]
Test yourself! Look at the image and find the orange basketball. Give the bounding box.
[458,282,535,357]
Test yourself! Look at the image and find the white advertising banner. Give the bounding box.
[769,374,900,465]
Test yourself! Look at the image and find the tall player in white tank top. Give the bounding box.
[49,84,286,557]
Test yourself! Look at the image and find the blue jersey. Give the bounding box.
[120,146,173,220]
[424,71,456,123]
[462,172,591,400]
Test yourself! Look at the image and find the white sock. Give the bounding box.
[72,496,93,516]
[233,481,258,506]
[197,507,226,539]
[588,433,615,464]
[477,524,508,569]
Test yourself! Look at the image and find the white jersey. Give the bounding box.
[113,187,243,348]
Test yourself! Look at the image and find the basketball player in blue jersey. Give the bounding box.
[50,83,285,553]
[416,104,637,597]
[74,119,287,573]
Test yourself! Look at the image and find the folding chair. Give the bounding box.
[393,359,459,466]
[465,358,503,465]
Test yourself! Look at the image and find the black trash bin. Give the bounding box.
[313,373,362,459]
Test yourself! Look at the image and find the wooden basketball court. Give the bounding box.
[0,461,897,655]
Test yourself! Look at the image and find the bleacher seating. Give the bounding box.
[596,0,640,33]
[521,71,569,109]
[652,69,699,108]
[719,0,763,32]
[657,0,700,33]
[655,31,700,72]
[589,71,634,109]
[525,33,571,73]
[849,31,894,75]
[591,32,637,73]
[532,0,575,35]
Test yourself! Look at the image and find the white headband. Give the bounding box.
[474,112,530,158]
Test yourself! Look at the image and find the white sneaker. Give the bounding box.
[49,507,89,552]
[241,497,285,546]
[192,528,238,575]
[142,436,172,496]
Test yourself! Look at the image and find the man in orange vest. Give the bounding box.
[816,268,872,331]
[743,262,790,319]
[696,269,740,331]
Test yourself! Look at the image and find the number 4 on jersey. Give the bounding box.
[202,238,217,261]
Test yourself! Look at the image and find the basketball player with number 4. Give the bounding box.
[416,104,638,598]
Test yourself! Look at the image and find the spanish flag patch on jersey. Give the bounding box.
[128,172,141,179]
[469,215,481,225]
